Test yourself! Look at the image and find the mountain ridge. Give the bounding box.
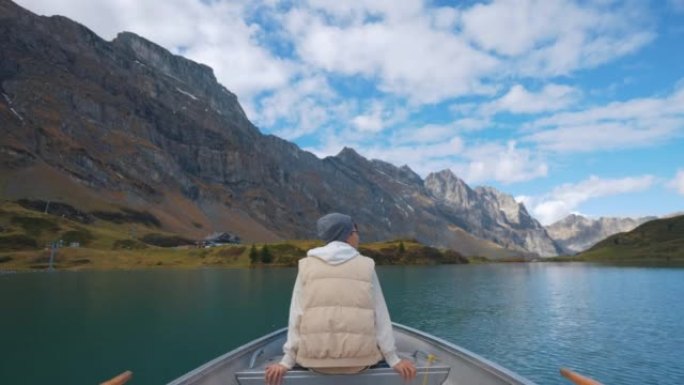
[578,215,684,260]
[1,1,560,257]
[546,213,656,254]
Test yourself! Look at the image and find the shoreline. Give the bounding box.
[3,257,681,273]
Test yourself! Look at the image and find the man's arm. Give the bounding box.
[372,271,417,381]
[372,271,401,367]
[279,273,302,369]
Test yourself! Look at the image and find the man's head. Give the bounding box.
[317,213,359,247]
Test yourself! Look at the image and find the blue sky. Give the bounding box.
[17,0,684,224]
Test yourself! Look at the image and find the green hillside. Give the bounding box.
[0,200,469,271]
[578,215,684,261]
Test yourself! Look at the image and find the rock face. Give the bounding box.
[546,214,656,254]
[425,170,560,256]
[1,1,560,257]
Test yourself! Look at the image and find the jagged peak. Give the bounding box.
[548,213,643,229]
[114,31,158,49]
[424,169,474,203]
[0,0,24,16]
[547,214,578,227]
[367,159,423,185]
[337,146,359,156]
[474,185,498,194]
[474,186,524,210]
[113,31,217,86]
[399,164,414,173]
[399,165,422,181]
[474,186,515,200]
[335,147,367,162]
[426,169,464,183]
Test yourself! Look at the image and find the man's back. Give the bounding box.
[297,255,383,368]
[265,213,416,385]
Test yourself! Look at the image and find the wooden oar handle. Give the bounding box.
[560,368,602,385]
[100,370,133,385]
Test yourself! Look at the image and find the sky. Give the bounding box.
[15,0,684,225]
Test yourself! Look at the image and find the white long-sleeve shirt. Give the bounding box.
[279,241,401,369]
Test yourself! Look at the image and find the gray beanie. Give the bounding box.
[317,213,355,243]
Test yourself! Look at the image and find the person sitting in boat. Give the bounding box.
[265,213,417,385]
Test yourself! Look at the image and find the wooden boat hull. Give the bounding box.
[168,323,536,385]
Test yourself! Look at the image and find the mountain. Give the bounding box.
[0,1,559,258]
[425,170,559,256]
[578,215,684,260]
[546,214,656,255]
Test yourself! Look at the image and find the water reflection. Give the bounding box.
[378,263,684,385]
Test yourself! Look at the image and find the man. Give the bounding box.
[265,213,417,385]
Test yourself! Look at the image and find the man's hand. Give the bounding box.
[392,359,417,381]
[265,363,289,385]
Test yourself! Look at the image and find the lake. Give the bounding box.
[1,263,683,384]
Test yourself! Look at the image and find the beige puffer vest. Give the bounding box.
[296,255,383,368]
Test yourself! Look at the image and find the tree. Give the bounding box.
[249,244,259,265]
[260,244,273,264]
[398,241,406,255]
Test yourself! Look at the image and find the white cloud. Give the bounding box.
[351,101,387,133]
[452,141,548,184]
[667,169,684,195]
[523,85,684,152]
[255,74,339,139]
[304,0,423,23]
[391,124,457,145]
[390,118,490,147]
[453,117,491,131]
[17,0,660,140]
[352,115,383,133]
[430,6,460,30]
[283,7,500,104]
[522,175,656,224]
[523,122,678,153]
[359,137,465,176]
[462,0,566,56]
[14,0,674,196]
[461,0,655,76]
[481,83,579,115]
[533,86,684,127]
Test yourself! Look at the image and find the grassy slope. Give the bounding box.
[0,201,469,271]
[578,215,684,261]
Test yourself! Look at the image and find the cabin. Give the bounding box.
[200,232,242,248]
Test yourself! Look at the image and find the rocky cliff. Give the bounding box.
[546,214,656,254]
[0,0,560,257]
[425,170,560,256]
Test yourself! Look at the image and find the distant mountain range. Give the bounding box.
[578,215,684,260]
[546,214,656,255]
[0,1,662,259]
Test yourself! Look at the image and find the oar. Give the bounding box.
[560,368,602,385]
[100,370,133,385]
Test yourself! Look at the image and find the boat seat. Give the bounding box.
[235,365,450,385]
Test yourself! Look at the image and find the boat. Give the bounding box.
[101,324,603,385]
[166,323,537,385]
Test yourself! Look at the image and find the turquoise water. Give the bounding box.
[1,263,683,384]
